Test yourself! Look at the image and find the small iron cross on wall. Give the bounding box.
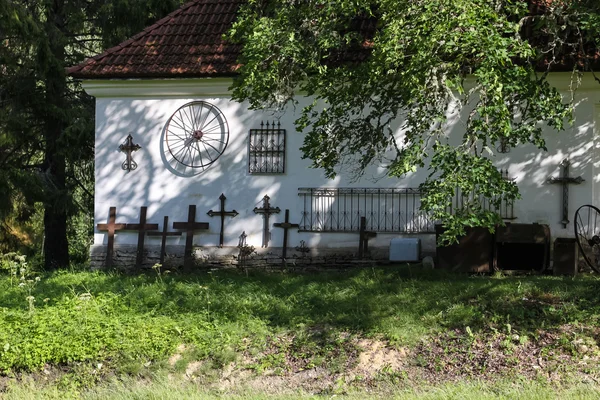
[273,209,299,260]
[547,158,584,228]
[253,195,280,247]
[207,193,238,247]
[173,205,209,269]
[119,134,141,171]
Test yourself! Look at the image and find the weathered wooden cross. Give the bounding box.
[97,207,126,268]
[253,195,280,248]
[206,193,238,247]
[547,158,584,228]
[148,216,182,264]
[125,206,159,268]
[358,216,377,259]
[119,134,141,172]
[173,205,209,269]
[273,209,299,260]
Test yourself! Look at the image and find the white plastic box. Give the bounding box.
[389,238,421,262]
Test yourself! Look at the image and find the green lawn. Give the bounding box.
[1,264,599,398]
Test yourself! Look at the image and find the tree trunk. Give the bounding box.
[43,0,69,269]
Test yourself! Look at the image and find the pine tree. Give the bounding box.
[0,0,184,268]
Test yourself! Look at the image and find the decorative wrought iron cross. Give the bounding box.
[237,231,255,268]
[119,134,141,172]
[207,193,238,247]
[358,216,377,259]
[547,158,584,228]
[97,207,126,268]
[173,205,209,269]
[273,209,299,260]
[295,240,310,258]
[497,137,510,154]
[148,216,182,265]
[253,195,280,248]
[125,206,159,268]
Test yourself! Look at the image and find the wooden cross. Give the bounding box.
[125,206,159,268]
[147,216,181,265]
[207,193,238,247]
[97,207,126,268]
[119,134,141,172]
[273,209,299,260]
[253,195,280,248]
[547,158,584,228]
[173,205,209,269]
[358,216,377,259]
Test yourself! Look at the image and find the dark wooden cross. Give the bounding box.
[147,216,182,265]
[173,205,209,269]
[97,207,126,268]
[358,216,377,259]
[253,195,280,248]
[125,206,159,268]
[119,134,141,172]
[547,158,584,228]
[206,193,238,247]
[273,209,299,260]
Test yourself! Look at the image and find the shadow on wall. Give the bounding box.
[93,82,600,253]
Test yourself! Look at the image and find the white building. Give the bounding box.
[68,0,600,270]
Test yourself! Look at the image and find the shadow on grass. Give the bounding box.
[1,265,600,341]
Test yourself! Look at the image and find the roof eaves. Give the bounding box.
[66,0,201,76]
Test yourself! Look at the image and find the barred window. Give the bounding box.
[248,121,286,174]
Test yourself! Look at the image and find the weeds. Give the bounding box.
[0,265,598,396]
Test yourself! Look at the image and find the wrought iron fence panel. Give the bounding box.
[299,183,515,234]
[448,170,515,220]
[298,188,435,233]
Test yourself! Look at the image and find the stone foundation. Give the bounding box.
[89,244,428,271]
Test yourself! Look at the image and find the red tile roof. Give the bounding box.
[68,0,595,79]
[67,0,244,79]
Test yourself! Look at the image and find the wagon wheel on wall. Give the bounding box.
[574,204,600,273]
[164,101,229,173]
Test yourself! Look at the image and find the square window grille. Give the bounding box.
[248,121,286,174]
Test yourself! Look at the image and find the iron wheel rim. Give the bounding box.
[574,204,600,273]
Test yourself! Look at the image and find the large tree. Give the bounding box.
[228,0,600,241]
[0,0,183,268]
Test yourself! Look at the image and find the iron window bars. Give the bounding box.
[248,121,286,174]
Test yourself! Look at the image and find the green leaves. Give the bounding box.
[229,0,591,239]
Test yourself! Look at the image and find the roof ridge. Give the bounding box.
[67,0,204,75]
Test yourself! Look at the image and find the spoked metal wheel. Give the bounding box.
[164,101,229,174]
[574,204,600,273]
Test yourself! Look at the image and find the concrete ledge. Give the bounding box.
[89,244,426,271]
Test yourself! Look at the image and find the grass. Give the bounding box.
[5,373,600,399]
[0,264,599,397]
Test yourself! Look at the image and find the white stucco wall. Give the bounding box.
[85,74,600,253]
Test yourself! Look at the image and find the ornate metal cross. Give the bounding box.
[97,207,126,268]
[295,240,310,258]
[147,216,182,265]
[125,206,159,268]
[237,231,254,268]
[173,205,209,269]
[253,195,280,248]
[119,134,141,172]
[273,209,299,260]
[547,158,584,228]
[358,216,377,259]
[207,193,238,247]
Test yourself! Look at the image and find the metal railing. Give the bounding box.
[298,188,435,233]
[298,184,515,234]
